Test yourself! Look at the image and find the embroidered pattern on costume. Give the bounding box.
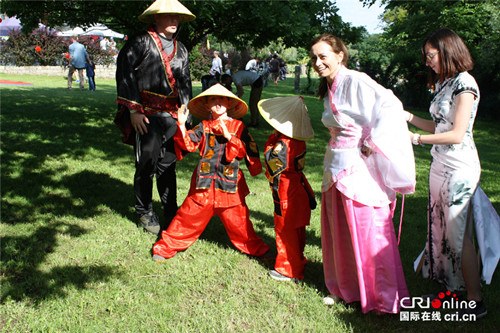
[200,162,210,174]
[223,166,234,177]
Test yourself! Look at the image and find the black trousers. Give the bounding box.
[249,76,264,125]
[134,114,178,227]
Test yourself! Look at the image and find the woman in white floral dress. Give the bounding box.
[405,28,487,318]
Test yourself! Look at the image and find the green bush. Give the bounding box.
[188,45,211,81]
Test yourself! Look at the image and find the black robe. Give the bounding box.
[115,28,192,144]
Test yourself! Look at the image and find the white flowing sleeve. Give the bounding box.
[357,74,416,196]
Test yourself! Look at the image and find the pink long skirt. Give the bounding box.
[321,186,409,314]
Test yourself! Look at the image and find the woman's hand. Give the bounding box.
[403,110,413,122]
[409,131,422,145]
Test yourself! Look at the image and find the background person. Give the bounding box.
[100,37,109,51]
[310,33,416,314]
[278,56,287,81]
[114,0,195,234]
[221,71,263,127]
[85,54,96,91]
[268,54,280,85]
[209,50,223,82]
[67,35,88,90]
[245,57,260,72]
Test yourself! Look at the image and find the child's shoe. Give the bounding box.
[268,269,299,283]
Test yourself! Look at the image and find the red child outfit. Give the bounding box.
[152,118,270,259]
[264,132,316,280]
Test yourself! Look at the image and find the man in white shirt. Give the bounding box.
[245,57,260,72]
[209,50,223,81]
[100,37,109,50]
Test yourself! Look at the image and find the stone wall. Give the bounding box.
[0,65,117,79]
[1,64,308,81]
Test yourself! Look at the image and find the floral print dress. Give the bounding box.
[417,72,480,291]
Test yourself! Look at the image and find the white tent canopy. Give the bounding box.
[82,24,124,39]
[57,24,124,39]
[57,26,84,37]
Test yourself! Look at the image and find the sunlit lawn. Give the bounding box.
[1,72,499,332]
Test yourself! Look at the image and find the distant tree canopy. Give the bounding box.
[0,0,365,51]
[356,0,499,116]
[2,0,497,116]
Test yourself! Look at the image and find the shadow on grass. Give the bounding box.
[1,221,121,304]
[64,170,136,221]
[1,169,135,226]
[1,84,137,222]
[1,168,134,304]
[1,86,131,304]
[177,214,329,293]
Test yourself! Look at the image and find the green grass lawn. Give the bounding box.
[1,73,499,333]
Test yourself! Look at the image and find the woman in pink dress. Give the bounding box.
[310,34,416,314]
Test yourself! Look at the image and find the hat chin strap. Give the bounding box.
[171,24,181,40]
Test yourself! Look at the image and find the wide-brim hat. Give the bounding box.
[139,0,196,23]
[258,96,314,141]
[188,84,248,120]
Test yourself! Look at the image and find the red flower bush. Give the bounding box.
[0,27,115,66]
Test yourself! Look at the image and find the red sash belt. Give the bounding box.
[140,90,180,117]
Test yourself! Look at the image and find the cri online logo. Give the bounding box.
[430,291,460,309]
[401,290,477,310]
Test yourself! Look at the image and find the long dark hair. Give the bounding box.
[422,28,473,89]
[309,34,349,99]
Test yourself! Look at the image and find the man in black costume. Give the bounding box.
[115,0,195,234]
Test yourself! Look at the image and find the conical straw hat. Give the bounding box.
[258,96,314,141]
[188,84,248,120]
[139,0,196,23]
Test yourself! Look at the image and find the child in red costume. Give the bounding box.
[259,96,316,281]
[152,84,270,260]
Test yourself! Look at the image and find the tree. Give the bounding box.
[0,0,365,52]
[371,0,499,117]
[350,34,396,86]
